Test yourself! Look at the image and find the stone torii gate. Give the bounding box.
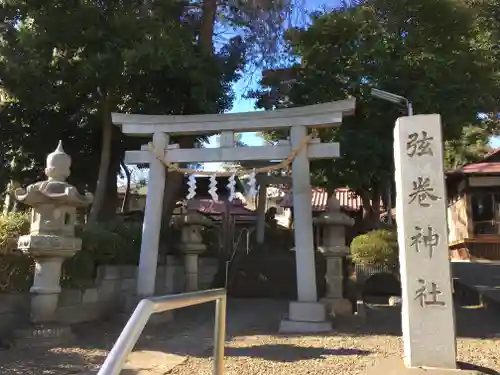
[112,99,355,332]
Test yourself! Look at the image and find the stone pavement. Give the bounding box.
[452,261,500,309]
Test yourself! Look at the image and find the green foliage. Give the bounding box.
[250,0,500,223]
[0,254,34,293]
[0,212,30,254]
[0,212,147,291]
[350,228,398,267]
[0,0,244,203]
[0,213,33,292]
[444,125,493,170]
[78,221,143,266]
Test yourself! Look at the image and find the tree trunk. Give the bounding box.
[360,186,382,231]
[88,90,114,224]
[200,0,217,54]
[100,151,121,221]
[2,183,11,215]
[121,160,131,212]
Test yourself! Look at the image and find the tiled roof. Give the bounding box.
[448,148,500,176]
[278,187,365,212]
[189,199,255,216]
[459,162,500,174]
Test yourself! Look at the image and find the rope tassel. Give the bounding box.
[208,174,218,202]
[186,174,197,200]
[227,173,237,202]
[248,169,257,197]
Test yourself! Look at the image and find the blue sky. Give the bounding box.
[203,0,334,171]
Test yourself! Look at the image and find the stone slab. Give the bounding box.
[289,301,327,322]
[278,319,332,333]
[97,279,119,302]
[394,115,456,368]
[82,288,99,304]
[57,303,105,324]
[97,265,121,280]
[364,357,490,375]
[59,289,83,306]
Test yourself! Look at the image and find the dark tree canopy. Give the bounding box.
[250,0,500,227]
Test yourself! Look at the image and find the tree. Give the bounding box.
[250,0,500,228]
[0,0,242,221]
[444,125,492,170]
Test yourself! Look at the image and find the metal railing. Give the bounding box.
[97,288,227,375]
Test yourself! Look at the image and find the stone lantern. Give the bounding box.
[173,204,213,292]
[314,195,354,317]
[14,141,92,341]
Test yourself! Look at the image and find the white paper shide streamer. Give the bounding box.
[209,174,219,202]
[227,173,237,202]
[248,169,257,197]
[186,174,197,200]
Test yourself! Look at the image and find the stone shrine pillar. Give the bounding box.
[173,205,212,292]
[14,141,92,343]
[366,115,483,375]
[314,195,354,317]
[279,125,331,333]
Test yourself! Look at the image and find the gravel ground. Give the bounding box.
[0,300,498,375]
[169,303,500,375]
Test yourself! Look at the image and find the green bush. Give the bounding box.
[350,228,399,267]
[63,221,144,288]
[0,212,30,254]
[0,212,33,292]
[0,212,145,291]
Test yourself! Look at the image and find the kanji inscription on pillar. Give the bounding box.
[406,131,434,157]
[394,114,457,369]
[414,278,446,307]
[410,225,439,258]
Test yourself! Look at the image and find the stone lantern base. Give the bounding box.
[14,323,75,348]
[320,297,353,317]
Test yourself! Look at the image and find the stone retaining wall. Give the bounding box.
[0,256,218,336]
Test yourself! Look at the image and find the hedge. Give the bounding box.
[350,228,399,267]
[0,212,144,292]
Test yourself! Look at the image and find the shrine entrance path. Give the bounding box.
[452,261,500,310]
[1,296,500,374]
[0,298,287,375]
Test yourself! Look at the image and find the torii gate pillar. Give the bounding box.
[278,125,331,333]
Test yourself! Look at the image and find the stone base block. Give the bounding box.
[320,297,353,317]
[279,301,331,333]
[364,358,489,375]
[279,319,332,333]
[14,323,74,348]
[289,301,327,322]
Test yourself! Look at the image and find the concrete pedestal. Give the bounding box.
[363,358,489,375]
[279,301,332,333]
[184,253,199,292]
[30,257,64,323]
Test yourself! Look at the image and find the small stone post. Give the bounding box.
[314,195,354,317]
[14,141,92,343]
[173,205,213,292]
